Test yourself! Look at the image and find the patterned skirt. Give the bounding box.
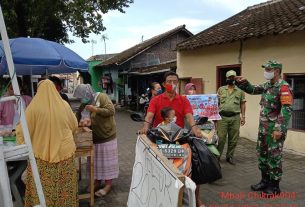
[93,138,119,180]
[24,156,78,207]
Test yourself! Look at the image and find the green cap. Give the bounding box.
[261,60,282,70]
[226,70,237,78]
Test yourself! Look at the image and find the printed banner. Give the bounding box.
[128,137,189,207]
[186,94,221,120]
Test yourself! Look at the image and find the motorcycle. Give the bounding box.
[131,113,222,183]
[148,117,208,176]
[130,89,150,122]
[131,113,207,174]
[139,89,150,112]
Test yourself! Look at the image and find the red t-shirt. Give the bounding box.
[147,93,193,128]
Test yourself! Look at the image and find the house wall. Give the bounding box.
[177,30,305,154]
[88,60,102,92]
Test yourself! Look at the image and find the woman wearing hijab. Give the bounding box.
[16,79,78,207]
[74,84,118,197]
[184,82,206,207]
[184,83,196,95]
[0,77,32,128]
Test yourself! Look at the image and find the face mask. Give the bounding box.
[156,89,163,95]
[264,71,274,80]
[165,84,177,93]
[81,98,91,104]
[187,89,196,95]
[170,116,177,123]
[226,79,235,85]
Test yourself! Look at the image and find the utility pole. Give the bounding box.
[91,39,97,56]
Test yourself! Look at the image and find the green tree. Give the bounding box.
[0,0,133,43]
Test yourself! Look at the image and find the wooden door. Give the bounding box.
[191,78,204,94]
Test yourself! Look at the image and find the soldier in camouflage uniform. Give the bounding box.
[235,60,293,195]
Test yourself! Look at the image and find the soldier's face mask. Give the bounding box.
[264,70,274,80]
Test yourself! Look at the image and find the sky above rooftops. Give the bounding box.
[65,0,268,60]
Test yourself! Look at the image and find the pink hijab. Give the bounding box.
[184,83,196,95]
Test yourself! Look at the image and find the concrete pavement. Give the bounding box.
[80,110,305,207]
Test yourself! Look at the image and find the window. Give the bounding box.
[285,73,305,131]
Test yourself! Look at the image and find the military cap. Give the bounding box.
[261,60,282,70]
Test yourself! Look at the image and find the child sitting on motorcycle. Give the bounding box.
[157,107,176,129]
[156,107,192,177]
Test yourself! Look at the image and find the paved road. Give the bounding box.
[81,110,305,207]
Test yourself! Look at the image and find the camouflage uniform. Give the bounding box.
[237,79,292,181]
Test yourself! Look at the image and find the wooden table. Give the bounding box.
[74,131,94,206]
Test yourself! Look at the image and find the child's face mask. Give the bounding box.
[187,89,196,95]
[170,116,177,123]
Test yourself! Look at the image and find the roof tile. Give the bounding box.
[177,0,305,50]
[97,25,192,67]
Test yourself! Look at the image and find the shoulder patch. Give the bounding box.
[280,85,292,105]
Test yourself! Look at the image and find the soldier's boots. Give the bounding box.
[263,180,281,195]
[251,172,269,191]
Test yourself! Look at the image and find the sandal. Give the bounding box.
[94,185,111,197]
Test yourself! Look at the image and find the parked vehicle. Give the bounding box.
[139,91,149,114]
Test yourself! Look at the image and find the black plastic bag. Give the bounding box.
[189,137,222,184]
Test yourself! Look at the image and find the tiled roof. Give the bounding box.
[177,0,305,50]
[97,25,192,67]
[86,53,117,61]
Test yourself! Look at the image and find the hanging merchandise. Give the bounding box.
[101,76,109,90]
[107,74,114,94]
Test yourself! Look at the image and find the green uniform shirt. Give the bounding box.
[217,86,246,113]
[236,79,292,133]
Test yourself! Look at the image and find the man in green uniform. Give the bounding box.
[217,70,246,165]
[235,60,293,195]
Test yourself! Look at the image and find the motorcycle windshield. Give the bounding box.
[157,123,183,142]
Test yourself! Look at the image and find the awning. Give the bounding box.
[129,68,171,75]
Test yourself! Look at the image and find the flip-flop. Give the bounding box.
[95,189,107,197]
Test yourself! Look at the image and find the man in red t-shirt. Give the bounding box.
[139,71,202,138]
